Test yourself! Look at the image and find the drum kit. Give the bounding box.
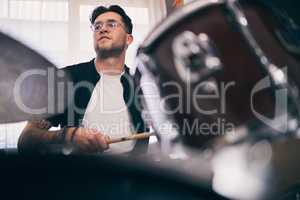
[0,0,300,199]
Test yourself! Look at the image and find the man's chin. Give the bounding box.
[95,46,111,53]
[98,43,112,50]
[96,47,124,59]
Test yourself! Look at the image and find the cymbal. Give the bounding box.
[0,31,70,123]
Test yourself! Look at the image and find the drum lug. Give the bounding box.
[172,31,223,84]
[137,53,158,76]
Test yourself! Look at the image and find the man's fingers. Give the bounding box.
[78,139,97,153]
[87,134,104,152]
[95,134,109,150]
[72,129,95,152]
[104,135,111,142]
[86,129,109,150]
[72,128,109,153]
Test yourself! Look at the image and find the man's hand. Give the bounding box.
[66,127,109,153]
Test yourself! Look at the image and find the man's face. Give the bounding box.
[92,12,133,58]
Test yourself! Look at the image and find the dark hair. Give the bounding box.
[90,5,133,34]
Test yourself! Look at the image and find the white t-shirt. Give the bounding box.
[82,72,135,154]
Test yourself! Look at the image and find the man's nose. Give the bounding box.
[99,24,109,33]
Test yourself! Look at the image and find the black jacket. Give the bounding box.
[48,59,149,154]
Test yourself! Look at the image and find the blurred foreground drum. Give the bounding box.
[0,153,227,200]
[136,0,300,148]
[136,0,300,199]
[0,31,70,123]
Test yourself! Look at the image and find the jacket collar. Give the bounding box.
[91,58,130,76]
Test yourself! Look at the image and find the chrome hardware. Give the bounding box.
[172,31,222,83]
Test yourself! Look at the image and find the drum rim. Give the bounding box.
[139,0,224,52]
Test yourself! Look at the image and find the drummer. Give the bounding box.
[17,5,149,155]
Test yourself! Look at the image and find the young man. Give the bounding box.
[18,5,148,155]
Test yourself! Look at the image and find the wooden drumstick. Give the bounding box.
[106,132,154,144]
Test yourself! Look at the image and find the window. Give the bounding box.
[0,0,8,19]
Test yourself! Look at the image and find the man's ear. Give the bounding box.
[126,34,133,46]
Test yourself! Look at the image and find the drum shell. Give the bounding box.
[139,1,300,147]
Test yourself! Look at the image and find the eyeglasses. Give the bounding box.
[91,21,127,33]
